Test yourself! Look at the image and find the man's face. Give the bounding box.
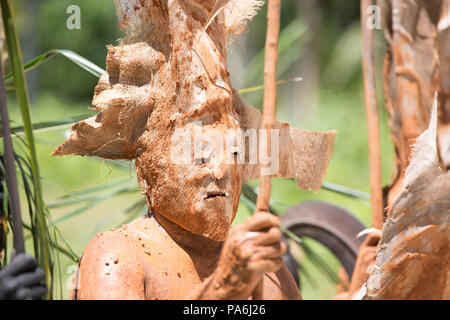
[133,22,246,241]
[136,90,244,241]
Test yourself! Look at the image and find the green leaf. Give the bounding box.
[1,0,53,298]
[4,49,105,81]
[53,184,139,224]
[244,18,308,88]
[22,222,79,262]
[0,114,93,137]
[321,181,370,200]
[238,77,303,94]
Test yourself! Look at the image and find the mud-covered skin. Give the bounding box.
[0,254,47,300]
[73,213,300,300]
[57,0,321,300]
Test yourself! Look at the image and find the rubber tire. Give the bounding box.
[281,200,367,282]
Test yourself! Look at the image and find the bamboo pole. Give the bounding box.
[253,0,282,300]
[360,0,383,229]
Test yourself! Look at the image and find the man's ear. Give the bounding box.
[236,98,336,192]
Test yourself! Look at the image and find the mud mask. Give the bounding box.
[53,0,336,241]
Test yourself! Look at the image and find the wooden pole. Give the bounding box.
[256,0,282,213]
[0,43,25,254]
[253,0,282,300]
[360,0,383,229]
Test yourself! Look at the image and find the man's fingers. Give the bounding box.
[237,227,284,260]
[1,254,38,278]
[251,227,282,246]
[248,258,283,274]
[244,213,280,232]
[250,243,286,260]
[11,268,46,289]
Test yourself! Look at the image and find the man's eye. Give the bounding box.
[195,149,211,165]
[195,157,210,164]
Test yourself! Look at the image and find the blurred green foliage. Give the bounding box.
[14,0,120,100]
[4,0,394,299]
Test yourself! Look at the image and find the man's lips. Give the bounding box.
[204,191,228,200]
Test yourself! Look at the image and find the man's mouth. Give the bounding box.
[205,191,228,200]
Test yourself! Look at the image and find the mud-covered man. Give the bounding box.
[54,0,335,300]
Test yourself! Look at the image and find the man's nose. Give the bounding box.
[211,158,226,180]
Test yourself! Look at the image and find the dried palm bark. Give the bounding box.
[438,1,450,168]
[364,97,449,300]
[347,1,450,299]
[380,0,450,206]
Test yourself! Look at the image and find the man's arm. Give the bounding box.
[188,212,289,300]
[75,231,146,300]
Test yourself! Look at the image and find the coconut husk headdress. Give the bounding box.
[53,0,336,193]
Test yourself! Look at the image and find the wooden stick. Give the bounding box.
[360,0,383,230]
[256,0,281,213]
[253,0,282,300]
[0,43,25,254]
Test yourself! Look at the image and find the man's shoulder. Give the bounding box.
[75,224,149,299]
[81,227,137,267]
[85,216,149,250]
[81,216,159,262]
[85,228,126,251]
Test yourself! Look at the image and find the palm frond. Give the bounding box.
[4,49,105,81]
[94,199,146,233]
[22,221,78,262]
[238,77,303,94]
[1,114,94,137]
[53,183,139,224]
[244,18,308,92]
[321,181,370,200]
[1,0,55,298]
